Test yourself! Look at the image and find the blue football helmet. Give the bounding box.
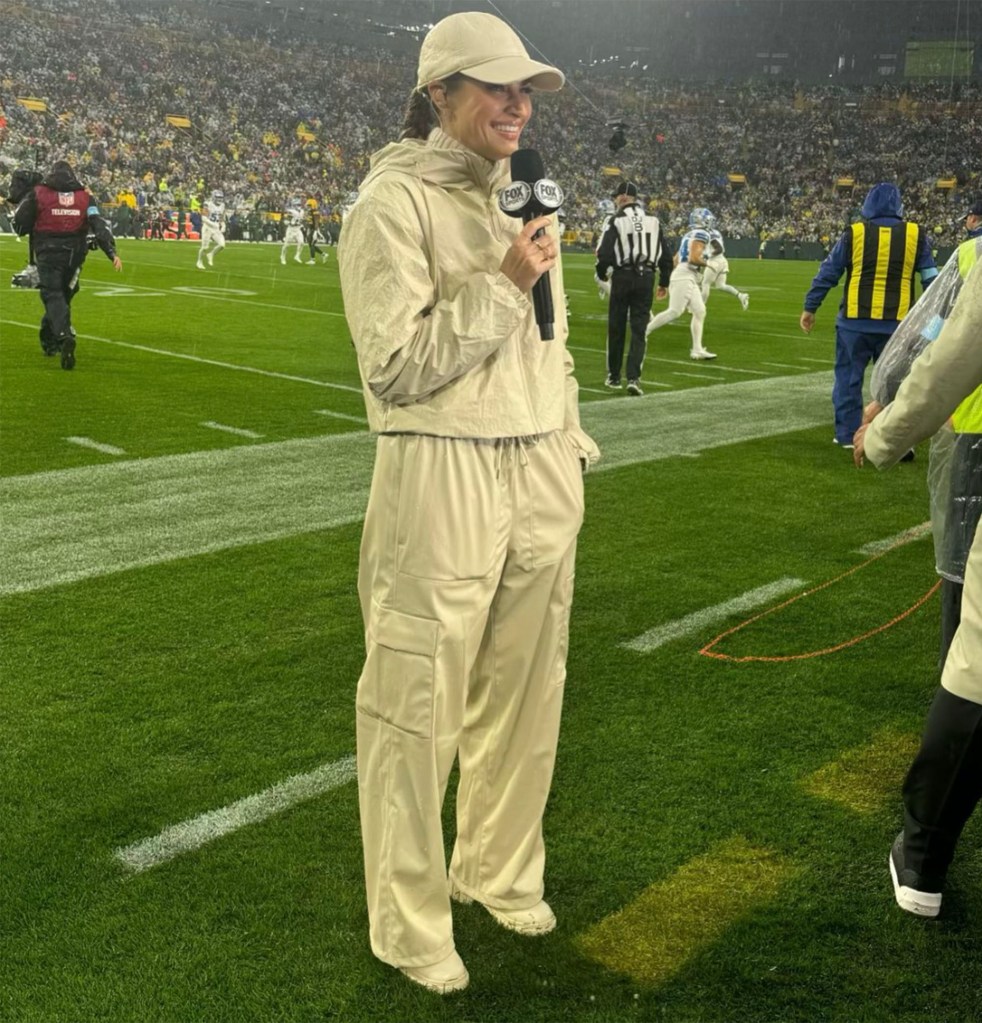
[689,207,716,230]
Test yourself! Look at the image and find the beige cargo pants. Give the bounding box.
[355,430,584,968]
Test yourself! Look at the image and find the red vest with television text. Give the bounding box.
[33,185,89,234]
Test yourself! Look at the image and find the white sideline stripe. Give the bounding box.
[672,372,716,381]
[761,362,810,370]
[200,421,265,439]
[115,755,357,873]
[578,386,613,394]
[1,320,362,393]
[752,332,824,342]
[1,371,831,595]
[65,436,126,456]
[649,357,770,376]
[116,253,343,290]
[99,279,346,317]
[314,408,368,424]
[623,577,806,653]
[857,521,931,556]
[799,357,833,365]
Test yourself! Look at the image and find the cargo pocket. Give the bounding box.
[356,603,439,739]
[527,433,585,569]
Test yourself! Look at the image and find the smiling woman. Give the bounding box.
[337,8,600,999]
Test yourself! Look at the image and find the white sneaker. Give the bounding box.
[294,256,303,263]
[321,252,330,263]
[399,950,469,994]
[739,292,749,311]
[450,880,556,936]
[691,350,717,360]
[626,379,644,397]
[280,257,286,265]
[206,254,214,266]
[196,261,205,270]
[306,259,315,265]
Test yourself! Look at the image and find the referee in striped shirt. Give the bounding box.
[596,182,673,396]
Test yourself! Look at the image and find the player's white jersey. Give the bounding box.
[202,202,226,229]
[678,228,711,266]
[284,207,305,228]
[709,229,725,255]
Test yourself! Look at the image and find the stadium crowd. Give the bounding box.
[1,0,978,247]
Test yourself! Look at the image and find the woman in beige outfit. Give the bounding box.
[337,12,598,993]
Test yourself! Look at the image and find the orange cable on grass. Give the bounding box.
[699,538,942,664]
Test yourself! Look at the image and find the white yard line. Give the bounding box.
[857,521,932,556]
[622,577,806,653]
[115,755,357,873]
[761,362,810,370]
[671,372,716,382]
[200,421,265,439]
[798,357,834,365]
[1,320,361,393]
[65,437,126,456]
[314,409,368,424]
[578,386,614,395]
[1,371,831,596]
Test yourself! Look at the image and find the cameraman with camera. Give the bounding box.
[13,159,122,370]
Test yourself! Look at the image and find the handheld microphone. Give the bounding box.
[498,148,564,341]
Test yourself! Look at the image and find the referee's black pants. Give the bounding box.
[607,267,654,382]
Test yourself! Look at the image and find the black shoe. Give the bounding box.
[626,379,643,396]
[604,374,622,389]
[900,449,916,463]
[889,832,943,917]
[60,335,76,370]
[40,325,61,355]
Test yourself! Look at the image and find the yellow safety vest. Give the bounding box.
[951,238,982,433]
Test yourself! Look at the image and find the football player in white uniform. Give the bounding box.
[646,207,717,360]
[280,200,305,265]
[702,229,749,310]
[196,190,226,270]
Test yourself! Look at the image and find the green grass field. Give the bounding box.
[1,235,978,1023]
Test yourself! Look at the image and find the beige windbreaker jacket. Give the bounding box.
[865,262,982,469]
[865,261,982,703]
[338,127,599,465]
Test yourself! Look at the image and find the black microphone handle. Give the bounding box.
[525,218,554,342]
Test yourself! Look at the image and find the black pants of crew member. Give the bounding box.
[940,578,963,673]
[607,267,654,382]
[37,242,84,352]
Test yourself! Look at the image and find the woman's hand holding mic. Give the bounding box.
[500,216,557,293]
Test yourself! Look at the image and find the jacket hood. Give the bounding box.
[861,182,903,220]
[41,165,85,191]
[361,127,509,196]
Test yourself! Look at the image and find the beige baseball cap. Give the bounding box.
[415,12,564,93]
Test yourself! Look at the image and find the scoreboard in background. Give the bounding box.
[904,39,974,78]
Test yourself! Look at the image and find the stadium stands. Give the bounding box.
[1,0,978,247]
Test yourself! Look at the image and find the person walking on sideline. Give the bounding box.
[800,182,937,449]
[13,159,122,370]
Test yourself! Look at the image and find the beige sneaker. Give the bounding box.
[399,950,469,994]
[450,881,557,936]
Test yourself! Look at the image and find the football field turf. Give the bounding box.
[1,236,979,1022]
